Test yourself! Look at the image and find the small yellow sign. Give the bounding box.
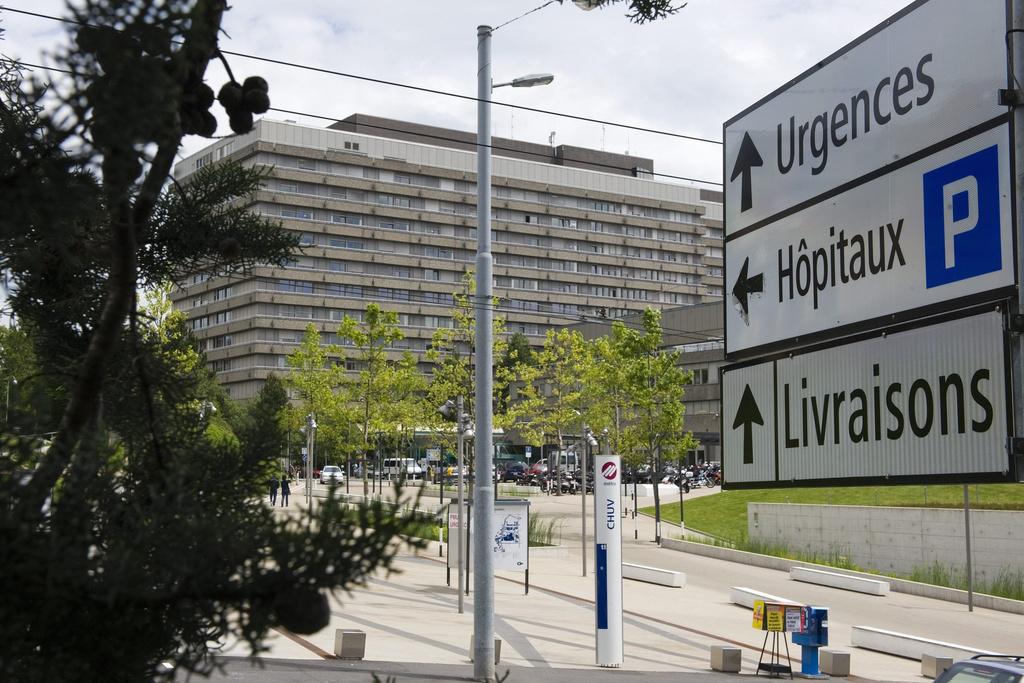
[765,603,785,631]
[752,600,765,630]
[752,600,805,632]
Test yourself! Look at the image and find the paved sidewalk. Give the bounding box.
[220,481,1024,683]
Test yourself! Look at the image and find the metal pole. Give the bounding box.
[963,484,974,612]
[1014,0,1024,483]
[473,24,496,682]
[581,430,587,577]
[457,395,465,615]
[679,455,685,532]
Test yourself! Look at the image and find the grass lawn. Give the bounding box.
[643,484,1024,544]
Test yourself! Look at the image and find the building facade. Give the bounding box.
[172,115,724,399]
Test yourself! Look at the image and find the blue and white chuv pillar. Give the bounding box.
[594,455,623,667]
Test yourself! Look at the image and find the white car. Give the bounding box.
[319,465,345,485]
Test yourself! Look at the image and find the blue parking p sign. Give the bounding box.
[922,144,1002,288]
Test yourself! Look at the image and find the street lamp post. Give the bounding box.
[581,425,598,577]
[439,397,474,614]
[474,25,552,681]
[304,413,317,512]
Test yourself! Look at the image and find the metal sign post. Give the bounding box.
[594,455,623,668]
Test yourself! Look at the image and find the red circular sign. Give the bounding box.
[601,462,617,480]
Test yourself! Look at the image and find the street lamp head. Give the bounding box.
[571,0,604,10]
[511,73,554,88]
[493,73,555,90]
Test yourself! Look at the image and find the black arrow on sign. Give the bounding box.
[730,132,763,213]
[731,256,764,320]
[732,384,763,465]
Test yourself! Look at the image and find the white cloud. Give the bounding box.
[1,0,909,186]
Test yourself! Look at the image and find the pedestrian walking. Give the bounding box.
[268,475,279,505]
[279,474,290,507]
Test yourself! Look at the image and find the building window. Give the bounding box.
[277,279,314,294]
[282,207,313,220]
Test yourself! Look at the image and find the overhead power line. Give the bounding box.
[15,58,721,186]
[1,6,724,147]
[6,61,726,341]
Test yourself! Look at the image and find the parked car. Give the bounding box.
[500,462,527,482]
[527,461,549,476]
[934,656,1024,683]
[319,465,345,485]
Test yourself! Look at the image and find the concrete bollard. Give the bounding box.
[821,649,851,677]
[469,636,502,664]
[710,645,742,673]
[922,654,954,679]
[334,629,366,660]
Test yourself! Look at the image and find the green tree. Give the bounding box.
[284,323,345,472]
[379,351,430,476]
[0,7,425,681]
[507,328,593,486]
[234,373,290,475]
[587,320,640,456]
[618,309,696,542]
[338,303,404,493]
[426,271,508,467]
[565,0,685,24]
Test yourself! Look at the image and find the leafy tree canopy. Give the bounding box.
[0,6,425,681]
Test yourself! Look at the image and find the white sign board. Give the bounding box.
[446,502,469,569]
[724,0,1007,236]
[594,455,623,667]
[492,500,529,572]
[726,125,1015,355]
[722,310,1011,487]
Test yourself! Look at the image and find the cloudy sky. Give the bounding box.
[2,0,908,189]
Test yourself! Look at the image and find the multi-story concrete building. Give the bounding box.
[172,115,724,399]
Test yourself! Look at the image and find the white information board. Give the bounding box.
[724,0,1007,236]
[594,455,623,667]
[722,309,1011,487]
[446,502,469,570]
[492,499,529,572]
[726,125,1015,355]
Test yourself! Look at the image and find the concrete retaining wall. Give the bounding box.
[748,503,1024,585]
[661,538,1024,615]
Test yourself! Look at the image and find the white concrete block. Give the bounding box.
[468,637,502,664]
[921,654,954,678]
[851,625,1001,661]
[790,566,890,596]
[334,629,366,660]
[821,649,851,677]
[729,586,799,609]
[623,562,686,588]
[710,645,741,672]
